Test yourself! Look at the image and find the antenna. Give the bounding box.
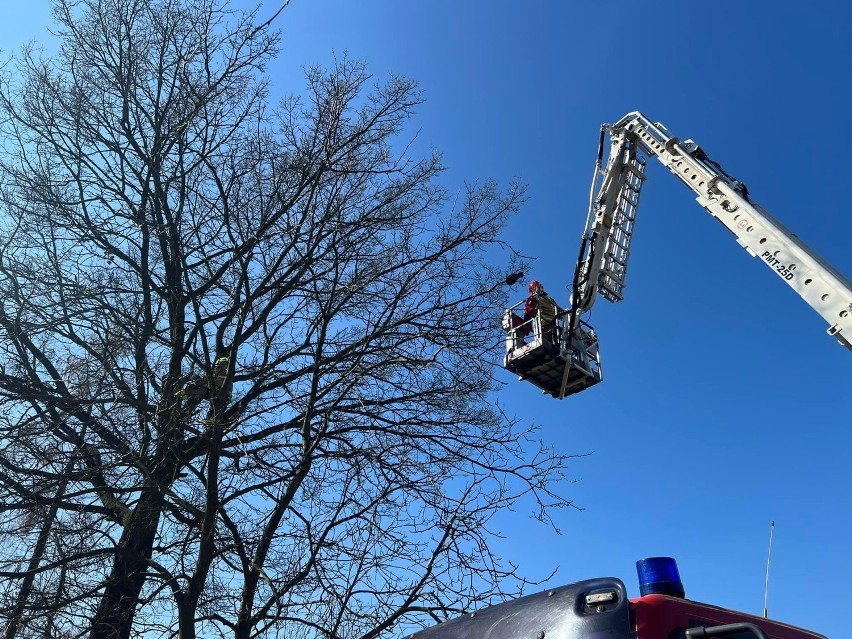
[763,520,775,619]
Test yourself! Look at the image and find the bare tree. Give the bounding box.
[0,1,577,638]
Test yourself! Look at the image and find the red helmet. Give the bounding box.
[528,279,543,294]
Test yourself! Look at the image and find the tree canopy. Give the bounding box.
[0,1,577,638]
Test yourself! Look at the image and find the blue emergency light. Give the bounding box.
[636,556,685,598]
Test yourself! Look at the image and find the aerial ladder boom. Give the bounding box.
[504,112,851,399]
[577,111,852,350]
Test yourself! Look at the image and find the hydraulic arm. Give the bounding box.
[504,112,851,399]
[575,111,852,350]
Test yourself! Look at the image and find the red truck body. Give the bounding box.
[633,594,826,639]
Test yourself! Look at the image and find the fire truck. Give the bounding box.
[502,112,852,399]
[410,556,826,639]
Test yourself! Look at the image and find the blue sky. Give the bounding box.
[2,2,849,637]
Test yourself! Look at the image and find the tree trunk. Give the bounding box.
[89,491,164,639]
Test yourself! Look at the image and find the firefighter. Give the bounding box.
[177,354,233,403]
[524,279,558,345]
[212,355,233,402]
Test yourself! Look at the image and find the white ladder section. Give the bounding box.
[598,155,646,302]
